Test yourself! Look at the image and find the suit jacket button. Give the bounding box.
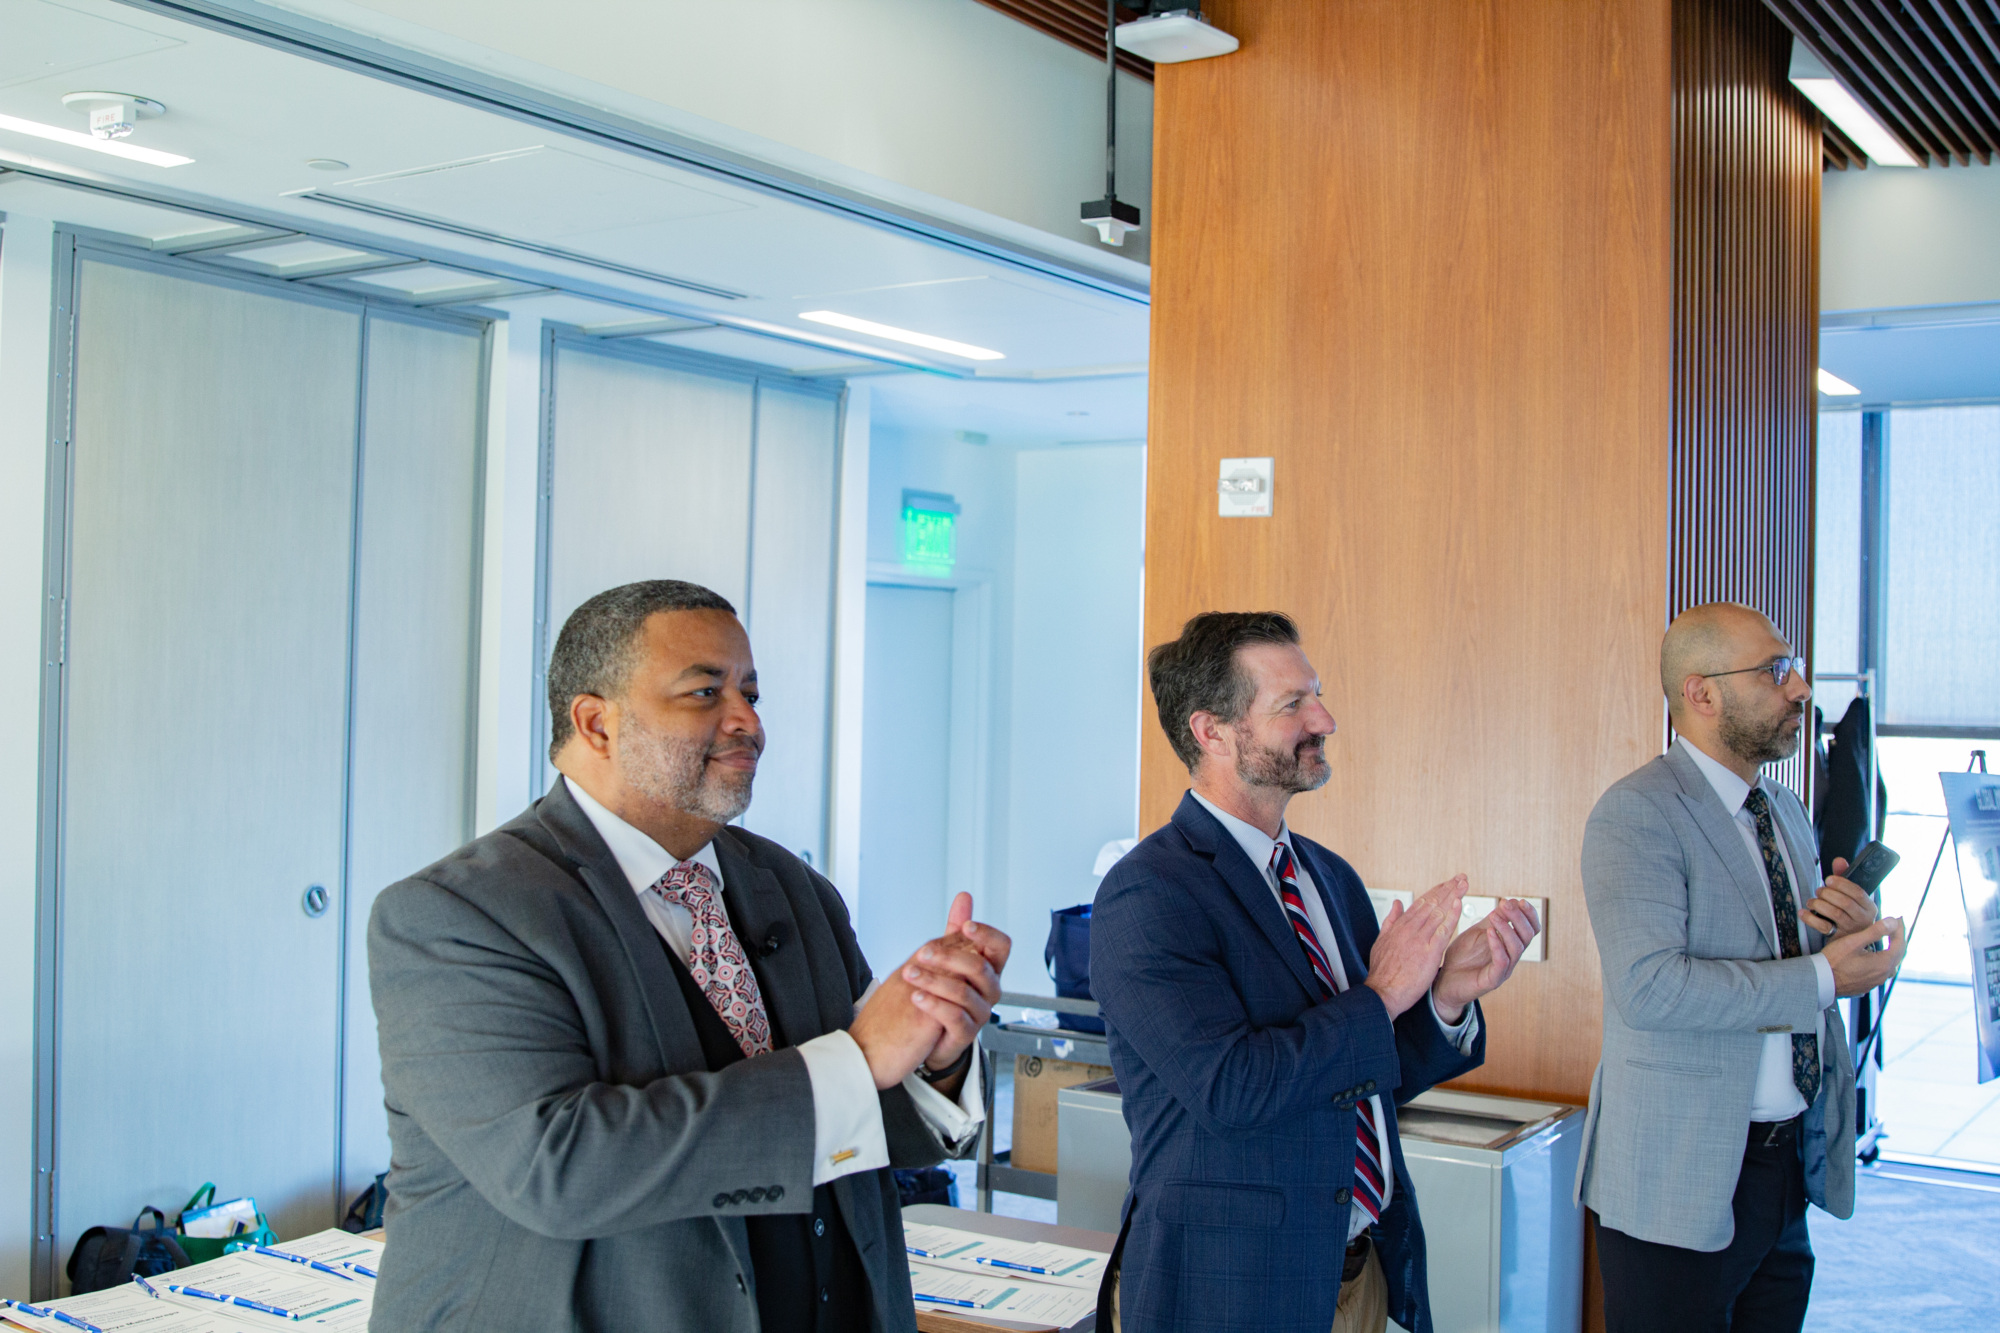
[714,1193,730,1209]
[1335,1188,1351,1206]
[730,1189,749,1204]
[768,1185,784,1201]
[736,1274,747,1293]
[1363,1080,1376,1093]
[748,1186,766,1202]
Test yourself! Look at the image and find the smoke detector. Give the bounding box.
[1114,9,1239,63]
[62,91,166,141]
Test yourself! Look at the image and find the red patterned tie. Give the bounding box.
[651,861,774,1058]
[1271,840,1386,1225]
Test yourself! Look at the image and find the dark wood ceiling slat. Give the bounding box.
[971,0,1155,80]
[1943,0,2000,108]
[1765,1,1943,159]
[1838,0,1984,161]
[1819,1,1971,160]
[1908,0,2000,152]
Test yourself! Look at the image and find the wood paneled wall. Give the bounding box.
[1672,0,1820,797]
[1143,0,1674,1109]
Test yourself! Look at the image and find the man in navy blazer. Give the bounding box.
[1091,612,1542,1333]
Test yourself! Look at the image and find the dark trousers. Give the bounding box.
[1595,1117,1815,1333]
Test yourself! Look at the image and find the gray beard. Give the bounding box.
[619,713,758,824]
[1234,727,1331,795]
[1718,693,1801,768]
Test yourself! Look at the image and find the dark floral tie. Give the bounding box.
[1743,788,1821,1106]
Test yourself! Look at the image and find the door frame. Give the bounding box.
[862,563,996,927]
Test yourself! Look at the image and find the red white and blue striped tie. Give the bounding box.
[1271,840,1386,1225]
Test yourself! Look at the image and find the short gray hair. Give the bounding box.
[547,580,736,759]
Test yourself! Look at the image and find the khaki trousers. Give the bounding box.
[1110,1246,1388,1333]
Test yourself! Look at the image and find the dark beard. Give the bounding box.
[1234,727,1330,795]
[1718,692,1801,768]
[619,712,760,824]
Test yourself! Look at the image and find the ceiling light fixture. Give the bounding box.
[798,310,1004,361]
[1788,40,1918,168]
[1115,5,1239,63]
[1817,368,1861,396]
[0,110,191,167]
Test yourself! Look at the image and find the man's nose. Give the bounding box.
[1306,699,1338,735]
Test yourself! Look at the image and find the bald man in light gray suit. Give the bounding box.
[1577,603,1905,1333]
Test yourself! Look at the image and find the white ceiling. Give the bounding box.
[0,0,1149,440]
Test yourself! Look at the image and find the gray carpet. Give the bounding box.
[1805,1167,2000,1331]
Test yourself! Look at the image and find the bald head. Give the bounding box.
[1661,603,1783,716]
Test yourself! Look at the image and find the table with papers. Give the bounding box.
[902,1204,1115,1333]
[2,1230,382,1333]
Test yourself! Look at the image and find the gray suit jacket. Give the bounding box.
[366,780,956,1332]
[1574,744,1855,1251]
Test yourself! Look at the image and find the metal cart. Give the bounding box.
[973,991,1109,1212]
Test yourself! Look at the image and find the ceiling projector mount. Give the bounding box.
[1080,3,1239,247]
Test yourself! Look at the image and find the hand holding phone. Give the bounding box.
[1803,841,1899,939]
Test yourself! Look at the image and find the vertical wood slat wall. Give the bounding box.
[1672,0,1821,796]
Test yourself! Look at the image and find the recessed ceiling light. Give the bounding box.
[798,309,1004,361]
[1817,368,1861,396]
[0,110,191,167]
[1066,410,1090,417]
[306,158,349,172]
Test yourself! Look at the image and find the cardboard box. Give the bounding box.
[1010,1055,1113,1176]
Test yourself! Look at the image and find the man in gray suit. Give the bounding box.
[368,579,1011,1332]
[1578,602,1905,1332]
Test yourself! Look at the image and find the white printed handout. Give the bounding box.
[907,1260,1100,1326]
[152,1253,371,1331]
[903,1221,1108,1290]
[3,1284,261,1332]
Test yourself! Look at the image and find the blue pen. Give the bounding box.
[341,1261,378,1279]
[974,1256,1055,1276]
[229,1295,301,1320]
[52,1311,107,1333]
[913,1293,979,1309]
[133,1275,161,1298]
[905,1245,951,1259]
[164,1283,230,1304]
[249,1245,356,1281]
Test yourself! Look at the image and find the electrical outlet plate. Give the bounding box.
[1364,892,1548,963]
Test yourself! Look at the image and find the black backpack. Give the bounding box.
[66,1207,188,1294]
[342,1171,389,1234]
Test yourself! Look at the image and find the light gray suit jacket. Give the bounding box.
[366,780,959,1332]
[1574,744,1855,1251]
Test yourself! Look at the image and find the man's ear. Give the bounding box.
[1680,674,1719,720]
[1187,710,1234,763]
[571,694,615,760]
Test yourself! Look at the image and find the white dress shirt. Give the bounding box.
[1190,792,1479,1241]
[1676,741,1836,1121]
[565,777,983,1185]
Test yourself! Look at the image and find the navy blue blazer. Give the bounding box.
[1090,793,1482,1333]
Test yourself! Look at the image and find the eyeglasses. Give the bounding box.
[1703,656,1806,689]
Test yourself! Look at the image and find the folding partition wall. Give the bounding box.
[33,242,487,1293]
[537,336,842,869]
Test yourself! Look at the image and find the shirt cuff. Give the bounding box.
[797,1030,891,1185]
[1430,991,1481,1055]
[1812,953,1835,1011]
[902,1045,987,1153]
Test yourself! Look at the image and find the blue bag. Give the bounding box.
[1044,904,1105,1034]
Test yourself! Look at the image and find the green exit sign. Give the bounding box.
[902,490,960,574]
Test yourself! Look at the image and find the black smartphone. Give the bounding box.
[1842,840,1901,895]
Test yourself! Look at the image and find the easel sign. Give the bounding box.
[1940,772,2000,1084]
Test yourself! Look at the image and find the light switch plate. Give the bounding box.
[1364,892,1548,962]
[1218,457,1273,516]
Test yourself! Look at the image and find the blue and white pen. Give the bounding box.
[133,1275,161,1298]
[228,1295,301,1320]
[2,1302,52,1319]
[52,1310,107,1333]
[164,1283,230,1305]
[913,1293,979,1309]
[249,1245,356,1281]
[340,1261,378,1279]
[974,1256,1055,1276]
[905,1244,952,1259]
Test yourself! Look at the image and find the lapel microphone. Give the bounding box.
[760,924,787,957]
